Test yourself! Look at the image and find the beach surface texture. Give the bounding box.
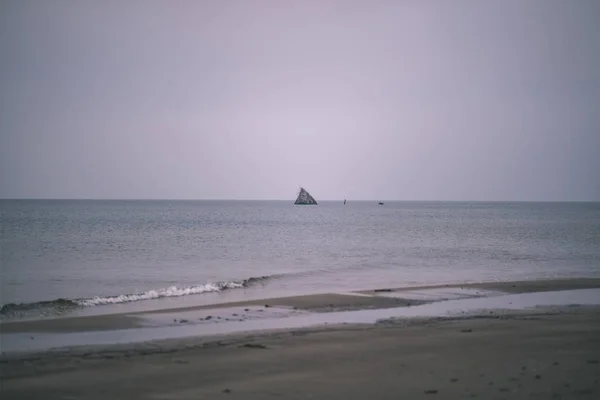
[2,278,600,399]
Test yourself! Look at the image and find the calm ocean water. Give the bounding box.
[1,200,599,319]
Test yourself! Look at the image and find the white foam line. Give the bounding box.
[75,282,245,307]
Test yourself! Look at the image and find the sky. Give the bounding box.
[1,0,599,201]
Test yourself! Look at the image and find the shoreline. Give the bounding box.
[2,278,600,399]
[2,277,600,336]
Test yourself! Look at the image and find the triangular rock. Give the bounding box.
[294,187,318,205]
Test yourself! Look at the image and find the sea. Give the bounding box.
[1,200,599,320]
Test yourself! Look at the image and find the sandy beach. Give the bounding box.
[2,279,600,399]
[3,0,600,396]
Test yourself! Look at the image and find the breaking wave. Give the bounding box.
[0,275,271,317]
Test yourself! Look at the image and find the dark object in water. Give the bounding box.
[295,187,317,205]
[378,202,384,205]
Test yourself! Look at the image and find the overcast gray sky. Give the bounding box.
[1,0,599,201]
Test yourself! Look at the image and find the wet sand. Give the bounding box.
[0,293,423,334]
[1,278,600,399]
[359,277,600,295]
[3,278,599,334]
[2,310,600,399]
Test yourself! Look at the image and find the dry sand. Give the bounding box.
[2,278,600,399]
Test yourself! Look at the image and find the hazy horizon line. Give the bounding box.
[1,198,599,203]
